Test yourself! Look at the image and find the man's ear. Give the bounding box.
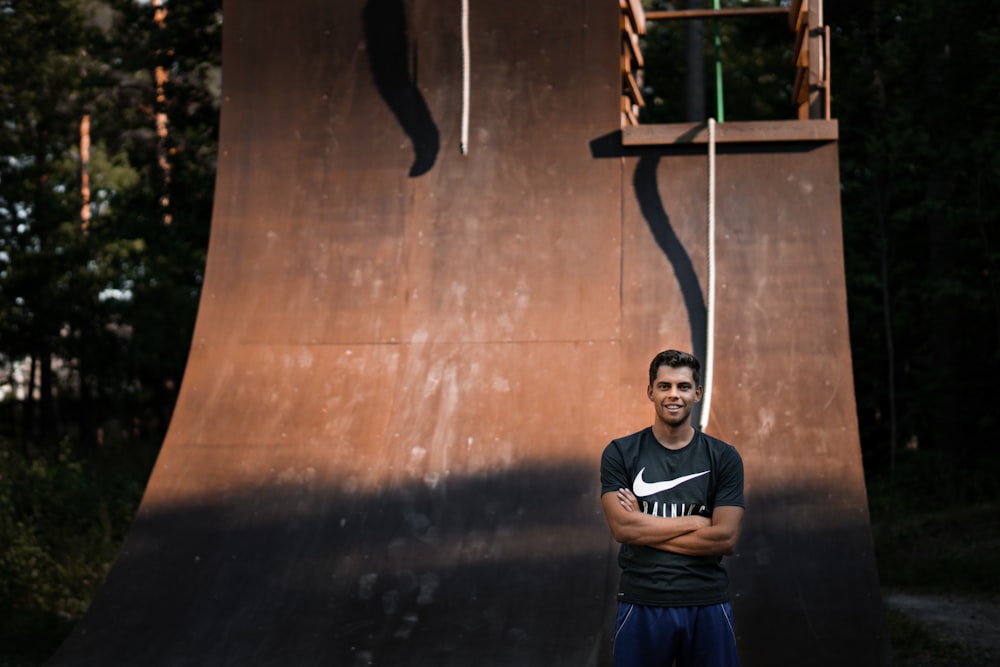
[695,385,704,402]
[646,384,654,401]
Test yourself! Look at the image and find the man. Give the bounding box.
[600,349,745,667]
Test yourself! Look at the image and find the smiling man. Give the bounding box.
[600,349,745,667]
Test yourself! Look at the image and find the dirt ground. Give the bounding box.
[884,593,1000,666]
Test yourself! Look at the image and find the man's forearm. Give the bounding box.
[602,491,709,545]
[646,525,738,556]
[650,505,743,555]
[608,490,743,556]
[614,510,708,546]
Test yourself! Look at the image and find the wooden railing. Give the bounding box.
[790,0,831,120]
[619,0,647,126]
[619,0,831,126]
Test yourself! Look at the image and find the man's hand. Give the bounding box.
[615,488,709,520]
[616,487,638,512]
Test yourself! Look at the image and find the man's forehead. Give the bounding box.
[653,365,696,382]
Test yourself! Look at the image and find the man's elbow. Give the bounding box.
[604,515,643,544]
[607,523,635,544]
[719,532,740,555]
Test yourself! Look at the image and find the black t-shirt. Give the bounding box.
[600,427,744,606]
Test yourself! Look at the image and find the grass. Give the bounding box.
[868,449,1000,596]
[873,501,1000,595]
[882,606,976,666]
[868,447,1000,665]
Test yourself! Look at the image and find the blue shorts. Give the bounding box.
[613,601,740,667]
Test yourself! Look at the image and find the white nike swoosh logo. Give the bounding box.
[632,468,710,497]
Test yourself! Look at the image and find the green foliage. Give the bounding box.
[869,450,1000,663]
[0,0,218,448]
[0,1,218,655]
[832,0,1000,464]
[0,437,152,665]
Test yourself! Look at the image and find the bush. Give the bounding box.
[867,447,1000,595]
[0,438,152,666]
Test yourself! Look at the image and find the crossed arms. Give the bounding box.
[601,488,744,556]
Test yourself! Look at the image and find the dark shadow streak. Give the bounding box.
[633,154,707,397]
[363,0,440,177]
[591,131,730,423]
[589,131,708,373]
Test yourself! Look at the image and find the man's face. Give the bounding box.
[647,364,702,428]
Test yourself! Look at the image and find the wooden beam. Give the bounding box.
[793,61,808,106]
[624,70,645,108]
[621,0,647,35]
[792,9,809,66]
[789,0,805,30]
[621,119,839,145]
[621,96,639,126]
[824,25,831,120]
[620,15,644,68]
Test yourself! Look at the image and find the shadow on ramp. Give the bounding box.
[48,464,614,666]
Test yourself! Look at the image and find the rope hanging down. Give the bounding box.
[460,0,470,155]
[699,118,717,431]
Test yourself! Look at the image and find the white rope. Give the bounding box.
[700,118,717,431]
[460,0,470,155]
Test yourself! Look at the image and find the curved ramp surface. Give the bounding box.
[48,1,887,665]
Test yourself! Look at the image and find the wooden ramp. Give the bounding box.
[48,1,888,665]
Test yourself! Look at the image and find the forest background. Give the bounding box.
[1,0,998,665]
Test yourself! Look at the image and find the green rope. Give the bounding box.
[712,0,724,122]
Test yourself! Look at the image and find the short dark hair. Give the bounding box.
[648,350,702,387]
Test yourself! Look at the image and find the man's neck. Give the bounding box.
[651,422,696,450]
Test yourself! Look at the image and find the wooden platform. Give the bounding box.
[623,119,839,145]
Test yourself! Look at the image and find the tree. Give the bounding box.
[831,0,1000,468]
[1,1,220,661]
[0,0,220,452]
[0,0,100,444]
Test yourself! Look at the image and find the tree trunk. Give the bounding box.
[38,346,58,445]
[23,352,37,442]
[874,179,898,474]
